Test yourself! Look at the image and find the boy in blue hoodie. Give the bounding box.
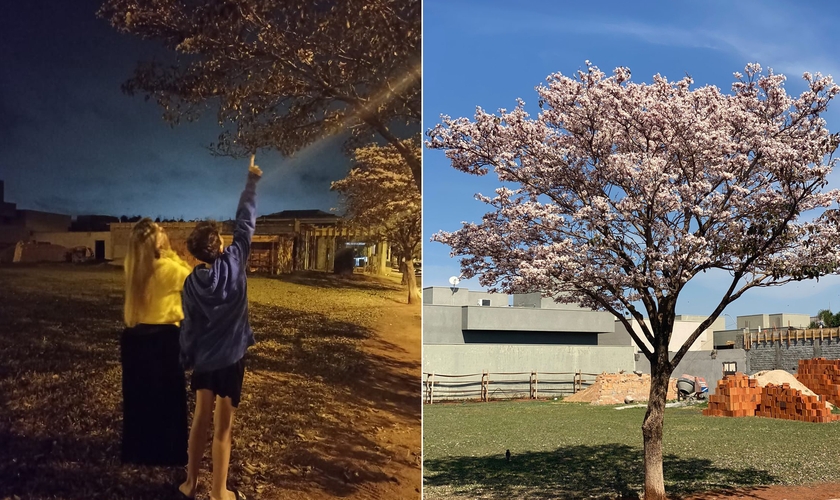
[178,158,261,500]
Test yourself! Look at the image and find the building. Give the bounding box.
[0,180,72,248]
[0,180,392,273]
[423,286,635,399]
[602,315,726,352]
[109,210,391,275]
[0,180,78,261]
[713,313,811,348]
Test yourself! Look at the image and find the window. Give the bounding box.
[722,361,737,376]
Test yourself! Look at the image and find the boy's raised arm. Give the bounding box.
[227,156,262,263]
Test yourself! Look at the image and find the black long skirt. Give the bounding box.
[120,323,188,466]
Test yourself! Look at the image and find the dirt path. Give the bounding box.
[682,483,840,499]
[204,273,422,500]
[352,300,422,499]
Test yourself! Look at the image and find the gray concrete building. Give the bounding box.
[423,286,635,400]
[713,313,812,348]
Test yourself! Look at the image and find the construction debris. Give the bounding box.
[703,362,840,423]
[796,358,840,407]
[702,373,762,417]
[755,383,836,423]
[565,372,677,405]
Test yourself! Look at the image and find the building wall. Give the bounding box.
[424,303,613,345]
[737,313,810,330]
[423,286,508,307]
[424,344,636,397]
[635,349,747,389]
[461,305,615,333]
[0,202,15,219]
[0,226,30,246]
[606,316,724,352]
[511,292,590,311]
[745,337,840,374]
[17,210,71,233]
[32,231,112,260]
[12,241,68,263]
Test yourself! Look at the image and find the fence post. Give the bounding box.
[481,371,488,402]
[428,373,434,405]
[574,370,581,393]
[530,371,538,399]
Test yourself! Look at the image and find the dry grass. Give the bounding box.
[0,263,420,500]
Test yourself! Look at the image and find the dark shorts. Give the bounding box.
[190,357,246,407]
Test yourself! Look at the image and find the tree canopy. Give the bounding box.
[98,0,421,189]
[332,138,421,302]
[429,62,840,364]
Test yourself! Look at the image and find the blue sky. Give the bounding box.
[422,0,840,326]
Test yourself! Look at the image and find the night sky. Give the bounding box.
[0,1,354,220]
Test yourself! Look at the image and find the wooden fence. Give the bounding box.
[422,370,600,404]
[744,327,840,349]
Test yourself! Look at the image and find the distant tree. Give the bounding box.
[154,217,161,223]
[332,138,421,304]
[427,63,840,499]
[97,0,421,190]
[813,309,840,328]
[120,215,128,223]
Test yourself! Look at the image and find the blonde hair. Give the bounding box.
[124,218,161,327]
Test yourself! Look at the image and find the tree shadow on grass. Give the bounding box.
[247,302,420,423]
[423,444,777,499]
[237,302,421,496]
[0,431,182,500]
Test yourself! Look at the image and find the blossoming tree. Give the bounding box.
[98,0,421,189]
[427,63,840,499]
[332,139,421,304]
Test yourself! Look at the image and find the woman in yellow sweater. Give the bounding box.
[121,218,193,466]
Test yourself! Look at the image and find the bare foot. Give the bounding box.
[178,481,196,499]
[210,489,243,500]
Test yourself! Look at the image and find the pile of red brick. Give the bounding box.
[755,383,836,423]
[796,358,840,406]
[702,368,840,423]
[702,373,761,417]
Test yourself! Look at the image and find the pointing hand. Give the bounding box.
[249,154,263,177]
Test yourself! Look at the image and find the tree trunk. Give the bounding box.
[403,258,420,304]
[400,260,408,285]
[643,349,673,500]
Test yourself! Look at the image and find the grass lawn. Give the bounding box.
[0,264,421,500]
[423,400,840,499]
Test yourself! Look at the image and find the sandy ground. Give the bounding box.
[682,482,840,499]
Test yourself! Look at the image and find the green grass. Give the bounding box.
[423,400,840,499]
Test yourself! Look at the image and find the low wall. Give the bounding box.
[32,231,112,260]
[746,337,840,374]
[12,241,67,263]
